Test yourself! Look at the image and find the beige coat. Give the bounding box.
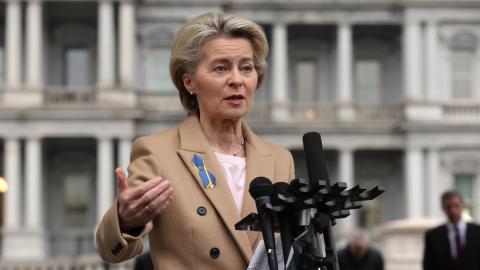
[96,115,295,269]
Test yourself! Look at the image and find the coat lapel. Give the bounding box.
[176,116,273,263]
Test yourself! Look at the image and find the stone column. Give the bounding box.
[272,22,289,121]
[426,147,441,219]
[405,147,424,218]
[26,0,43,90]
[339,147,355,229]
[119,0,136,89]
[403,20,422,102]
[2,138,22,259]
[25,137,43,229]
[425,21,438,101]
[3,138,21,230]
[23,136,46,258]
[97,0,115,89]
[336,22,354,121]
[5,0,22,90]
[97,137,114,222]
[118,138,132,177]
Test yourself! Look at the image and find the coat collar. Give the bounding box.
[177,115,274,263]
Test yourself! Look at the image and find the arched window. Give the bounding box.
[450,33,478,99]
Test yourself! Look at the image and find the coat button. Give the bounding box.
[210,247,220,259]
[197,206,207,216]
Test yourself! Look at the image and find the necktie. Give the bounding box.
[454,225,463,269]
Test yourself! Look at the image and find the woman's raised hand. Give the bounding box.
[115,168,174,232]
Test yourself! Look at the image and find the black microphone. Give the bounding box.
[302,132,340,270]
[272,182,296,265]
[303,132,330,188]
[249,177,278,270]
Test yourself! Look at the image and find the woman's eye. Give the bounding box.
[241,65,253,72]
[213,66,227,72]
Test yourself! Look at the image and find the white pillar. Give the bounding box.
[5,0,22,90]
[3,138,21,229]
[97,0,115,89]
[405,147,424,218]
[425,21,438,101]
[337,23,353,105]
[26,0,43,90]
[339,148,355,229]
[426,147,441,219]
[119,0,136,89]
[97,137,114,222]
[336,22,354,121]
[118,138,132,176]
[272,22,289,121]
[2,137,26,259]
[21,137,47,258]
[403,20,423,102]
[25,137,43,229]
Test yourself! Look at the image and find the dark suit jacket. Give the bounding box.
[423,222,480,270]
[96,115,295,270]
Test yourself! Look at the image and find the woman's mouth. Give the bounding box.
[224,95,245,105]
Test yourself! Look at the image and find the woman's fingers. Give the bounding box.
[139,180,171,205]
[118,176,174,231]
[148,186,174,216]
[126,177,163,200]
[115,168,128,193]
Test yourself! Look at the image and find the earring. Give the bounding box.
[189,91,194,95]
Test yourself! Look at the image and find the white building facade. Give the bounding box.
[0,0,480,267]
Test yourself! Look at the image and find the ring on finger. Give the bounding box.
[145,204,151,213]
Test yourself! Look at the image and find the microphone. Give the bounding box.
[272,182,296,265]
[303,132,330,188]
[302,132,340,270]
[249,177,278,270]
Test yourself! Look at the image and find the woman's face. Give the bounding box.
[183,36,258,121]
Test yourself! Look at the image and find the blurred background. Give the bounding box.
[0,0,479,269]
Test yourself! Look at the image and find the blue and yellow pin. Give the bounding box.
[192,154,217,189]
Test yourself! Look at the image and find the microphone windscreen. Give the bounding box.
[249,177,273,199]
[273,182,290,196]
[302,132,330,187]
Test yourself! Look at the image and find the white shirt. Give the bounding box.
[447,218,467,259]
[214,152,246,212]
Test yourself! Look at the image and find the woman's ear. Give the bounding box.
[182,74,195,94]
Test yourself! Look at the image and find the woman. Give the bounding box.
[96,12,294,270]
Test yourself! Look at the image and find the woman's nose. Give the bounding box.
[228,69,243,88]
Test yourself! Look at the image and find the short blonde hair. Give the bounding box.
[170,12,269,115]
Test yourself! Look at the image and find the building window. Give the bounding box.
[354,59,381,105]
[146,47,174,93]
[294,59,318,102]
[454,173,475,219]
[64,47,91,89]
[63,173,90,228]
[451,49,474,99]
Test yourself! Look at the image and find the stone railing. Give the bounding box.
[49,230,96,257]
[0,254,134,270]
[138,92,183,113]
[443,103,480,120]
[289,102,337,122]
[355,105,404,122]
[44,87,95,106]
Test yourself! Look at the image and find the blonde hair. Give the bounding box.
[170,12,269,115]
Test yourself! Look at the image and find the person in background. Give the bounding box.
[423,190,480,270]
[95,12,294,270]
[337,229,384,270]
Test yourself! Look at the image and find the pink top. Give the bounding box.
[214,152,246,212]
